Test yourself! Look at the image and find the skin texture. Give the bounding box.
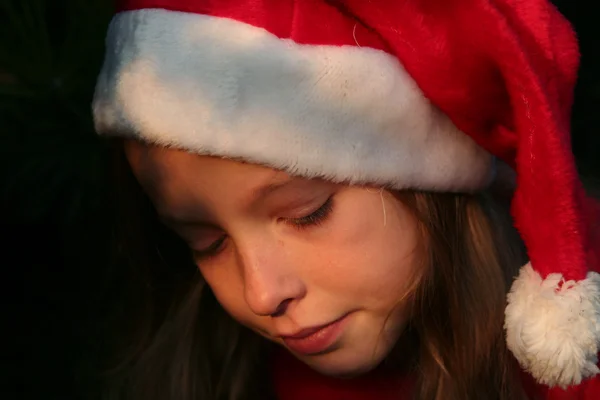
[125,141,421,377]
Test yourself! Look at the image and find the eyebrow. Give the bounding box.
[248,175,296,204]
[158,212,211,228]
[158,175,298,227]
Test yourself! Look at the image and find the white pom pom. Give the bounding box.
[505,263,600,388]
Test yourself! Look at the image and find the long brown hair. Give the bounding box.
[98,141,529,400]
[396,190,528,399]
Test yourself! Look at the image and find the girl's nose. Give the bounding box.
[237,242,306,317]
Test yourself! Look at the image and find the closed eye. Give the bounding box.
[192,195,335,261]
[192,234,227,261]
[286,196,334,229]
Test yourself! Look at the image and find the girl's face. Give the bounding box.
[125,142,421,377]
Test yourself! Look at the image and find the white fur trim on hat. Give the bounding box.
[505,262,600,388]
[93,8,494,191]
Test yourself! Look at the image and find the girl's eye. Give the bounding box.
[192,196,334,260]
[193,235,227,261]
[287,196,334,229]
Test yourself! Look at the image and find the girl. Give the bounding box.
[93,0,600,399]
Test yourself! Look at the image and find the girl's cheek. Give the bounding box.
[199,262,257,324]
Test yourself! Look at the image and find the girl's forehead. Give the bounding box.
[124,140,333,213]
[125,140,282,184]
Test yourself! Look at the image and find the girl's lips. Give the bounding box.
[280,314,349,355]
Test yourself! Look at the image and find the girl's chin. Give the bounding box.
[296,347,387,378]
[304,360,381,379]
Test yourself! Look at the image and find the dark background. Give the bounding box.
[1,1,598,399]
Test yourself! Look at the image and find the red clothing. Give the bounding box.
[272,349,600,400]
[272,349,412,400]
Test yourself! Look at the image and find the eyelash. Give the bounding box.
[286,195,334,229]
[193,235,227,261]
[193,196,335,261]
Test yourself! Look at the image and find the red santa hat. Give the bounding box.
[93,0,600,390]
